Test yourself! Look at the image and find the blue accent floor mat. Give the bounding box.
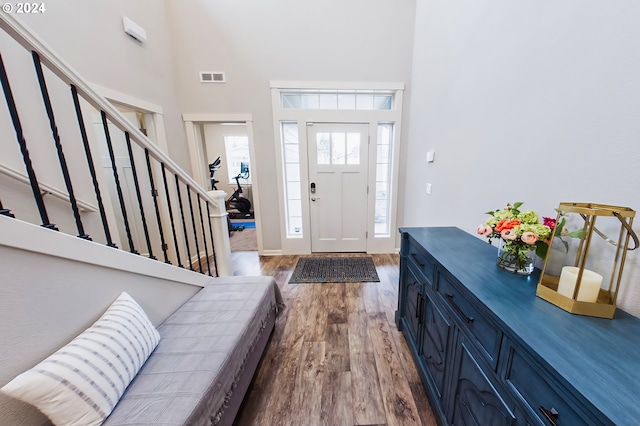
[231,221,255,228]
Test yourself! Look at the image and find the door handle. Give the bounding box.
[311,197,320,202]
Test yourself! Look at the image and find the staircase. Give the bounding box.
[0,12,235,425]
[0,12,232,277]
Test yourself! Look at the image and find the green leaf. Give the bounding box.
[560,239,569,253]
[513,202,524,209]
[535,241,549,259]
[485,211,495,216]
[567,229,583,238]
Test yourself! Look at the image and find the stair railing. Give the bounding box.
[0,13,231,276]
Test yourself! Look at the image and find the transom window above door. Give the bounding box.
[281,90,394,111]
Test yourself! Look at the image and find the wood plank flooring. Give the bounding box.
[230,252,437,426]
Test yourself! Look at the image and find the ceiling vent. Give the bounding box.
[200,71,226,83]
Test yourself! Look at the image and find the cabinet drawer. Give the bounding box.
[437,272,502,367]
[407,241,435,286]
[503,344,598,426]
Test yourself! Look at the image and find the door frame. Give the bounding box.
[271,81,404,254]
[182,114,263,255]
[90,84,177,258]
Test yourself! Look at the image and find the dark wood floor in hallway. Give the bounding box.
[230,252,437,426]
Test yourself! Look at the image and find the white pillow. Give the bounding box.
[1,292,160,426]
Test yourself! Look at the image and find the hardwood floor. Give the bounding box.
[229,252,437,426]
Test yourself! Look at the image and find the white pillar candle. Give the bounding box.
[557,266,603,303]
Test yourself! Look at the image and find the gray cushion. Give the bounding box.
[103,276,282,426]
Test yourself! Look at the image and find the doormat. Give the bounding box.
[289,256,380,283]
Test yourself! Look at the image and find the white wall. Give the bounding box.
[405,0,640,315]
[0,216,208,425]
[13,0,190,171]
[164,0,417,251]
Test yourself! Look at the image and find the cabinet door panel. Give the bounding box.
[402,265,423,348]
[420,293,451,401]
[450,340,516,426]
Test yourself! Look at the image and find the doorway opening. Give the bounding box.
[183,115,262,253]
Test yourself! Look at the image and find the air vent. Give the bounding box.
[200,71,226,83]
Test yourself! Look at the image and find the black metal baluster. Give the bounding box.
[32,52,90,240]
[161,164,183,267]
[125,132,154,259]
[175,176,193,270]
[205,202,219,277]
[0,53,57,230]
[0,198,15,218]
[197,194,211,276]
[144,149,170,264]
[187,186,203,274]
[100,111,138,254]
[70,85,116,247]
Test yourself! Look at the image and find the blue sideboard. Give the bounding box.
[396,227,640,426]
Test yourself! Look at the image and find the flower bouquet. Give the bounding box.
[477,202,552,275]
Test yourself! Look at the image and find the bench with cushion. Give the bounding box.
[1,276,283,426]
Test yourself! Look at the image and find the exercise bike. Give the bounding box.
[226,162,252,218]
[208,158,245,233]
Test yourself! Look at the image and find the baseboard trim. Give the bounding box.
[260,250,283,256]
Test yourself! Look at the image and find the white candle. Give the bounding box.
[557,266,603,303]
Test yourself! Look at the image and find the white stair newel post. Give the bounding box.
[207,190,232,276]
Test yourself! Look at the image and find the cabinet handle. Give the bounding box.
[444,293,474,323]
[538,406,559,426]
[415,291,421,319]
[411,253,425,268]
[418,295,425,325]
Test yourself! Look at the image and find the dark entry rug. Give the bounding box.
[289,256,380,283]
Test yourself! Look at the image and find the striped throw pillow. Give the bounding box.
[1,292,160,426]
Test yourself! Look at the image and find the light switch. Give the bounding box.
[426,151,435,163]
[426,183,432,194]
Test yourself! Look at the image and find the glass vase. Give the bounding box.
[497,239,535,275]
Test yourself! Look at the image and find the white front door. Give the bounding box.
[307,123,369,252]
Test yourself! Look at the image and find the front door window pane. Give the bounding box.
[346,133,360,165]
[317,133,330,165]
[331,133,346,164]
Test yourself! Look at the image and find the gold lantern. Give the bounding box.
[536,203,638,319]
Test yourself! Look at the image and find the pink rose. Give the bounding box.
[501,229,517,240]
[521,231,538,245]
[477,224,493,236]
